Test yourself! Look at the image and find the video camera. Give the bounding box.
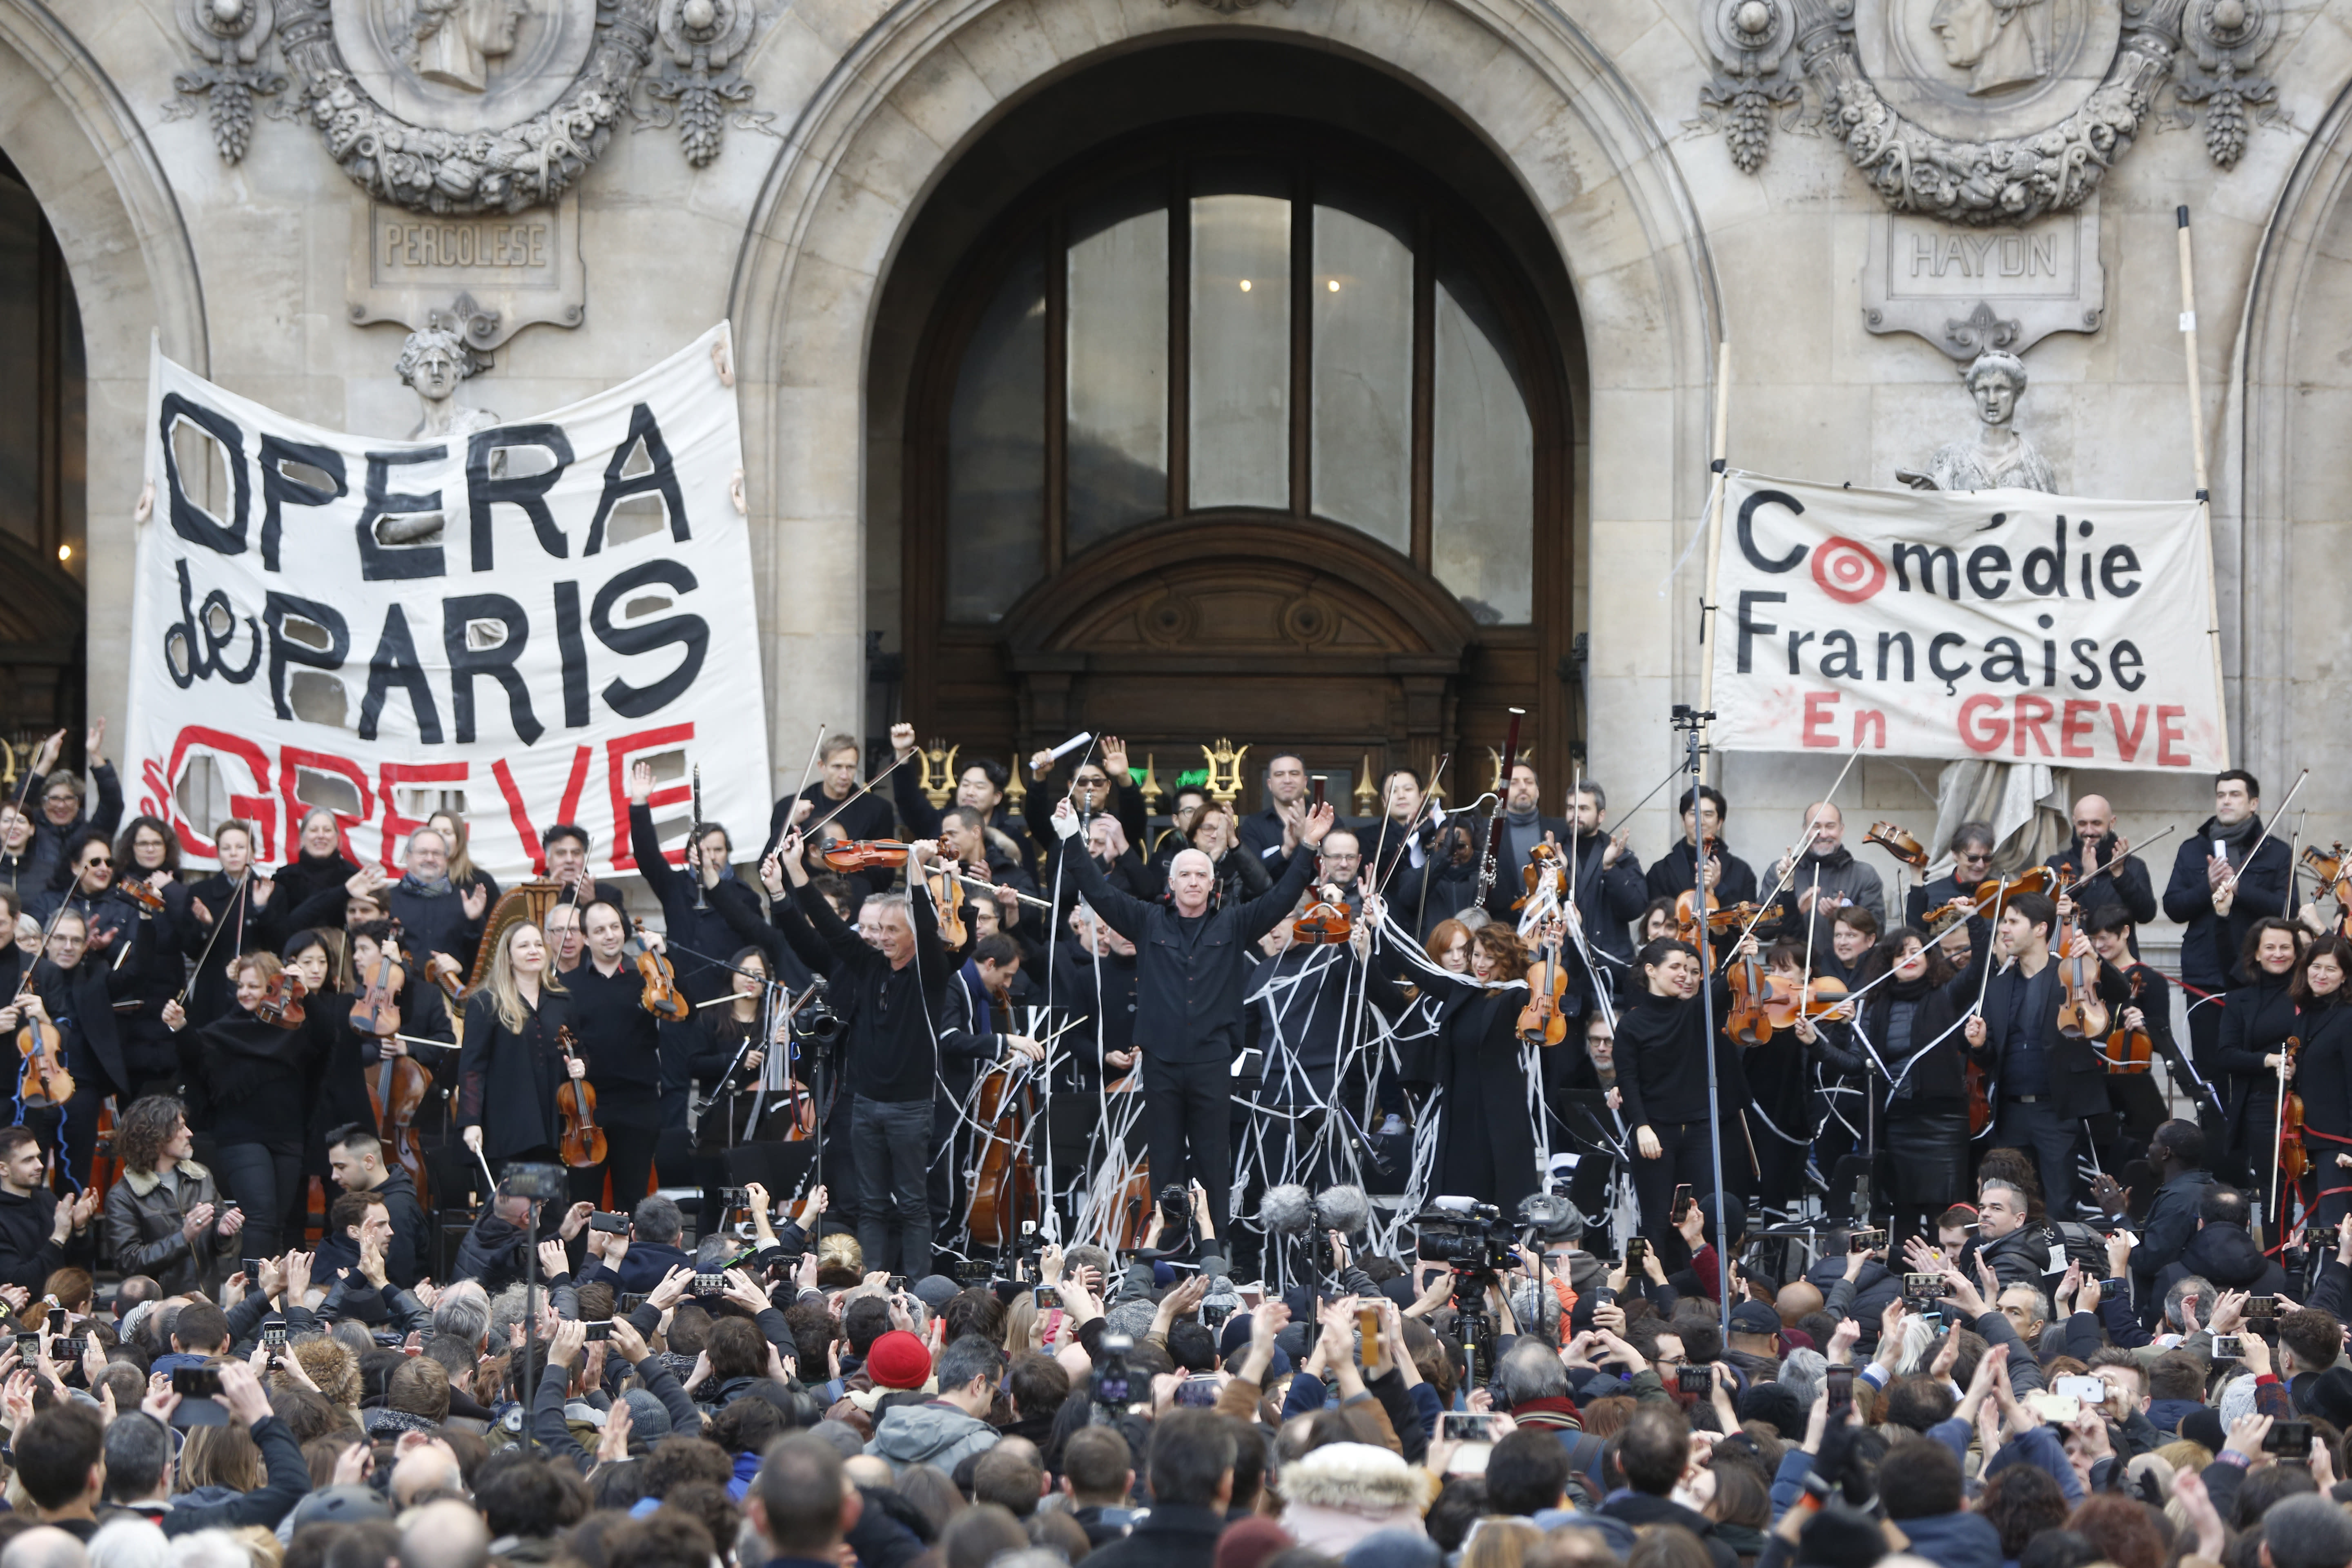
[1413,1201,1515,1273]
[1091,1331,1143,1418]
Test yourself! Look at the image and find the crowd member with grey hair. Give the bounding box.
[866,1334,1002,1474]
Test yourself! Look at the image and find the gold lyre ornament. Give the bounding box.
[1138,754,1164,815]
[918,740,959,809]
[1488,747,1532,794]
[1425,755,1447,807]
[1003,757,1027,809]
[1352,754,1379,817]
[1200,739,1250,806]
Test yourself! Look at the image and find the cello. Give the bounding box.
[964,1057,1038,1248]
[355,923,431,1203]
[553,1026,607,1169]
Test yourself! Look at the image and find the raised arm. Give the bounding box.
[1057,807,1151,942]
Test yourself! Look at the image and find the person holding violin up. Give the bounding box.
[2044,796,2159,940]
[1902,822,1997,970]
[1516,779,1647,999]
[3,905,143,1189]
[768,734,895,874]
[456,918,578,1171]
[2209,915,2307,1207]
[772,824,952,1278]
[159,951,329,1258]
[1056,792,1332,1238]
[1960,890,2116,1220]
[2163,769,2296,1087]
[1613,929,1760,1275]
[562,899,676,1209]
[627,761,771,1007]
[1644,786,1759,908]
[888,724,1037,883]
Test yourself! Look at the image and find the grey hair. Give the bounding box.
[1963,348,2027,392]
[1950,820,1997,854]
[1495,1341,1570,1407]
[394,324,481,388]
[1506,1282,1563,1340]
[2163,1275,2214,1331]
[1778,1348,1826,1410]
[432,1280,492,1348]
[1979,1177,2029,1212]
[935,1334,1002,1392]
[1105,1301,1158,1341]
[2264,1495,2352,1568]
[2001,1285,2053,1325]
[488,1284,534,1351]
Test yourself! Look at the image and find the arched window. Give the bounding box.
[934,128,1547,627]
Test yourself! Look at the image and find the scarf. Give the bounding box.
[2209,813,2261,856]
[399,871,454,897]
[1506,809,1543,875]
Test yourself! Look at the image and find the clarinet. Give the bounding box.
[1472,708,1524,908]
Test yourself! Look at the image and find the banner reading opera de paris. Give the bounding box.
[125,324,770,883]
[1706,474,2225,771]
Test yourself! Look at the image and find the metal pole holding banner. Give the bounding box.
[1695,342,1733,785]
[2178,206,2231,769]
[1674,703,1731,1339]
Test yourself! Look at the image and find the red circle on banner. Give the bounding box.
[1811,537,1886,604]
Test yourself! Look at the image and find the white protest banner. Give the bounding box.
[1707,474,2225,771]
[125,324,769,883]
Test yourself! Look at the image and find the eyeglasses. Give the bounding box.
[80,855,110,867]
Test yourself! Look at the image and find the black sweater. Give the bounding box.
[563,959,666,1094]
[793,882,947,1105]
[1614,984,1741,1130]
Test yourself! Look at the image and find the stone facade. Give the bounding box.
[18,0,2352,898]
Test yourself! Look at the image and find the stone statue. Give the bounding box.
[410,0,528,93]
[1898,349,2058,493]
[397,323,499,442]
[1927,0,2051,96]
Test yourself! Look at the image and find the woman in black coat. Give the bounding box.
[2290,934,2352,1228]
[456,919,578,1168]
[265,808,361,928]
[161,950,331,1257]
[1798,927,1975,1249]
[1615,932,1755,1274]
[2214,916,2306,1201]
[179,821,278,1028]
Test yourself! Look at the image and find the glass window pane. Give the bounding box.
[946,241,1046,623]
[1189,189,1290,510]
[1311,203,1412,549]
[1067,185,1168,552]
[1432,270,1533,624]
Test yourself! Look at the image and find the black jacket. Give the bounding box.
[1067,840,1316,1065]
[2163,817,2293,991]
[1970,958,2109,1122]
[2213,975,2299,1145]
[1080,1504,1229,1568]
[1645,838,1760,908]
[1978,1223,2057,1291]
[1597,1494,1737,1568]
[0,1185,85,1295]
[2047,836,2158,929]
[630,802,769,1006]
[454,988,576,1159]
[2130,1168,2214,1312]
[372,1167,429,1291]
[2162,1220,2287,1296]
[794,882,947,1104]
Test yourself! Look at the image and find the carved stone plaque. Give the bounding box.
[1853,0,2120,141]
[346,192,584,349]
[327,0,599,134]
[1861,196,2103,360]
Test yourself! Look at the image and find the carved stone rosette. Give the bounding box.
[639,0,765,168]
[2175,0,2280,169]
[166,0,286,164]
[1788,0,2187,226]
[1692,0,1808,173]
[272,0,661,215]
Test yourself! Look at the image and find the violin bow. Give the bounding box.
[1739,739,1869,950]
[1371,753,1453,901]
[2220,768,2308,895]
[173,860,254,1008]
[799,753,915,842]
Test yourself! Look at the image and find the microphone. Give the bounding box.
[1258,1185,1314,1236]
[1312,1185,1370,1237]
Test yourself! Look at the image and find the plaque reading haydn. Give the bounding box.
[1860,196,2103,360]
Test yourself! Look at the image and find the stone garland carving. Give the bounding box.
[637,0,773,167]
[2172,0,2280,169]
[1162,0,1295,17]
[164,0,286,163]
[1689,0,1811,173]
[1786,0,2186,227]
[269,0,660,214]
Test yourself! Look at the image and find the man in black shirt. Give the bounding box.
[1237,753,1312,865]
[1962,890,2107,1218]
[2045,795,2160,933]
[767,734,894,862]
[1644,786,1758,907]
[628,761,781,1003]
[0,1125,95,1294]
[776,826,950,1277]
[1057,793,1332,1231]
[567,899,671,1209]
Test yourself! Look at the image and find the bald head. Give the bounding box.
[2072,795,2116,842]
[1801,802,1844,854]
[397,1499,490,1568]
[1,1529,90,1568]
[1776,1281,1824,1327]
[392,1442,464,1507]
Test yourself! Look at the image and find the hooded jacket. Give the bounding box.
[863,1399,1000,1473]
[2162,1220,2288,1296]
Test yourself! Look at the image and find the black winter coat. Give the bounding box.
[2163,818,2293,991]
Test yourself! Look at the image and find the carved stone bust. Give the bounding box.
[1899,349,2058,493]
[396,323,499,442]
[1928,0,2051,95]
[410,0,528,93]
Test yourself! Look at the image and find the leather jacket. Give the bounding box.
[103,1162,237,1296]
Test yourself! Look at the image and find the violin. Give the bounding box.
[924,864,972,949]
[2103,969,2154,1074]
[631,918,690,1023]
[1970,865,2071,904]
[423,953,465,1000]
[254,971,307,1029]
[1517,939,1570,1048]
[1516,841,1570,910]
[1725,948,1789,1045]
[350,924,405,1038]
[1865,822,1930,870]
[11,985,72,1112]
[1761,974,1850,1030]
[117,878,167,914]
[1290,901,1354,946]
[2054,909,2110,1041]
[818,835,953,875]
[554,1025,607,1169]
[2304,844,2352,932]
[1674,886,1719,946]
[2279,1035,2310,1190]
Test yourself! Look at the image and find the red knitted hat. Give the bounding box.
[866,1330,932,1390]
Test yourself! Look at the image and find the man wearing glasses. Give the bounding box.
[1905,820,1996,957]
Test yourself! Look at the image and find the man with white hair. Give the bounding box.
[1056,793,1334,1232]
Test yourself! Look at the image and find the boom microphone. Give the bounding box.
[1312,1185,1370,1236]
[1258,1185,1314,1236]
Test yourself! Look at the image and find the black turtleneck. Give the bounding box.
[1614,981,1735,1130]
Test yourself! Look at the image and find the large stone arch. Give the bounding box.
[726,0,1722,800]
[0,1,207,743]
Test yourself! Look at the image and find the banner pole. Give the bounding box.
[1695,341,1732,786]
[2177,207,2230,770]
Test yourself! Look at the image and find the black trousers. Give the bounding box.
[1143,1052,1232,1238]
[569,1098,661,1214]
[1991,1097,2082,1218]
[1632,1118,1720,1275]
[212,1143,303,1258]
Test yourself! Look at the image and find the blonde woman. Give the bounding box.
[454,921,577,1167]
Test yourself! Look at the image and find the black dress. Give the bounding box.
[2294,996,2352,1227]
[456,987,576,1163]
[2214,973,2299,1169]
[1395,963,1543,1216]
[183,1009,329,1257]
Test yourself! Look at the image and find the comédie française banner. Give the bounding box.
[125,324,770,883]
[1706,474,2226,771]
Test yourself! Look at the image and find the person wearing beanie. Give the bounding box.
[865,1333,1001,1474]
[1216,1517,1292,1568]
